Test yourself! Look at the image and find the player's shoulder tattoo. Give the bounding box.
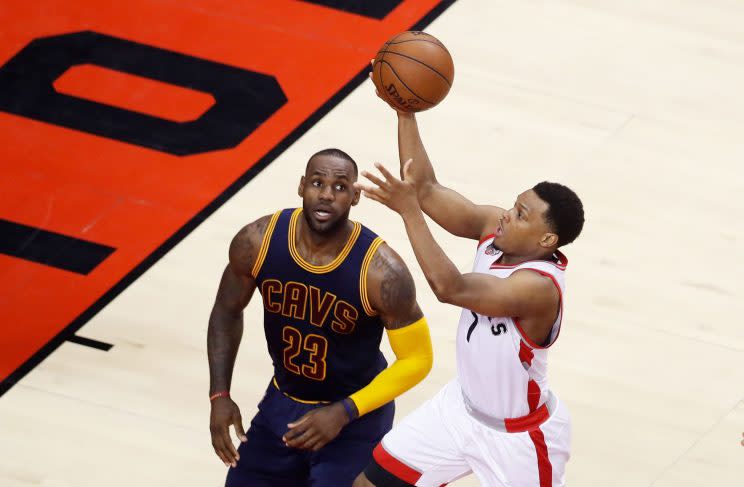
[369,243,416,319]
[229,214,272,275]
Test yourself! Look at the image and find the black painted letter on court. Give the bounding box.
[0,31,288,155]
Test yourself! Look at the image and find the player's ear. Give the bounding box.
[351,184,361,206]
[539,232,558,249]
[298,176,305,198]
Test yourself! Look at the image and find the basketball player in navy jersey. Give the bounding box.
[207,148,434,486]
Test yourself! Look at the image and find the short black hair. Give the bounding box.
[307,148,358,176]
[532,181,584,247]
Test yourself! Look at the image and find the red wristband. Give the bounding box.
[209,391,230,401]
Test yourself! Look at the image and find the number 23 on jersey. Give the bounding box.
[282,326,328,381]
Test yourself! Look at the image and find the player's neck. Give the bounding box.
[498,249,555,266]
[296,217,354,260]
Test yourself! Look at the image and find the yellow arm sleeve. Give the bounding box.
[349,316,433,417]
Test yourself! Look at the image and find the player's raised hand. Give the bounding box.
[369,59,407,114]
[368,60,387,106]
[355,160,420,216]
[209,397,247,467]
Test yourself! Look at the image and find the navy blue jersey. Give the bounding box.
[252,208,387,402]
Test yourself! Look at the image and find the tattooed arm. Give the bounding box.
[345,242,433,416]
[207,215,270,467]
[366,243,423,329]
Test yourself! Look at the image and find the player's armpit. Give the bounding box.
[349,316,433,417]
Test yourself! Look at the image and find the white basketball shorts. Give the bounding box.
[365,378,571,487]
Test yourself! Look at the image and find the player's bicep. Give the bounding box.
[227,217,267,276]
[447,271,552,318]
[366,245,423,329]
[213,215,271,314]
[213,263,257,315]
[423,184,505,240]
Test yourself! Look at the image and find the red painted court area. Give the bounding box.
[0,0,451,390]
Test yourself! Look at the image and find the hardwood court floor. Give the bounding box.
[2,1,743,486]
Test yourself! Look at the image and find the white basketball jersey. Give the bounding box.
[456,235,567,420]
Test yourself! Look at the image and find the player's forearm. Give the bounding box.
[349,317,432,416]
[421,185,488,239]
[398,113,437,197]
[398,113,485,240]
[400,208,464,302]
[207,306,244,393]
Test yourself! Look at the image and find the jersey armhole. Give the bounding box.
[250,210,282,279]
[513,268,563,349]
[359,237,385,316]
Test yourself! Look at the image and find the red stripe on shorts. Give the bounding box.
[528,429,553,487]
[373,443,422,485]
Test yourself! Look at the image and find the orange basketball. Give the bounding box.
[372,31,454,113]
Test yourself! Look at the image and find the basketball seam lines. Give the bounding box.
[377,50,451,86]
[387,39,445,48]
[378,60,434,105]
[388,32,409,44]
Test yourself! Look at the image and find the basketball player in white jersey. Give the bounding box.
[351,110,585,487]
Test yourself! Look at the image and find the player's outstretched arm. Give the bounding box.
[357,162,559,345]
[282,243,432,452]
[369,62,500,241]
[207,215,270,467]
[397,112,503,240]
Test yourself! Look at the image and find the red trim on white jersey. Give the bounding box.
[527,379,541,412]
[478,233,495,247]
[519,341,534,367]
[529,429,554,487]
[489,250,568,271]
[503,401,551,433]
[513,268,564,350]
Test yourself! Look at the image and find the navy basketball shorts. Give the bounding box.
[225,381,395,487]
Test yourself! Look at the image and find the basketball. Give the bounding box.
[372,31,454,113]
